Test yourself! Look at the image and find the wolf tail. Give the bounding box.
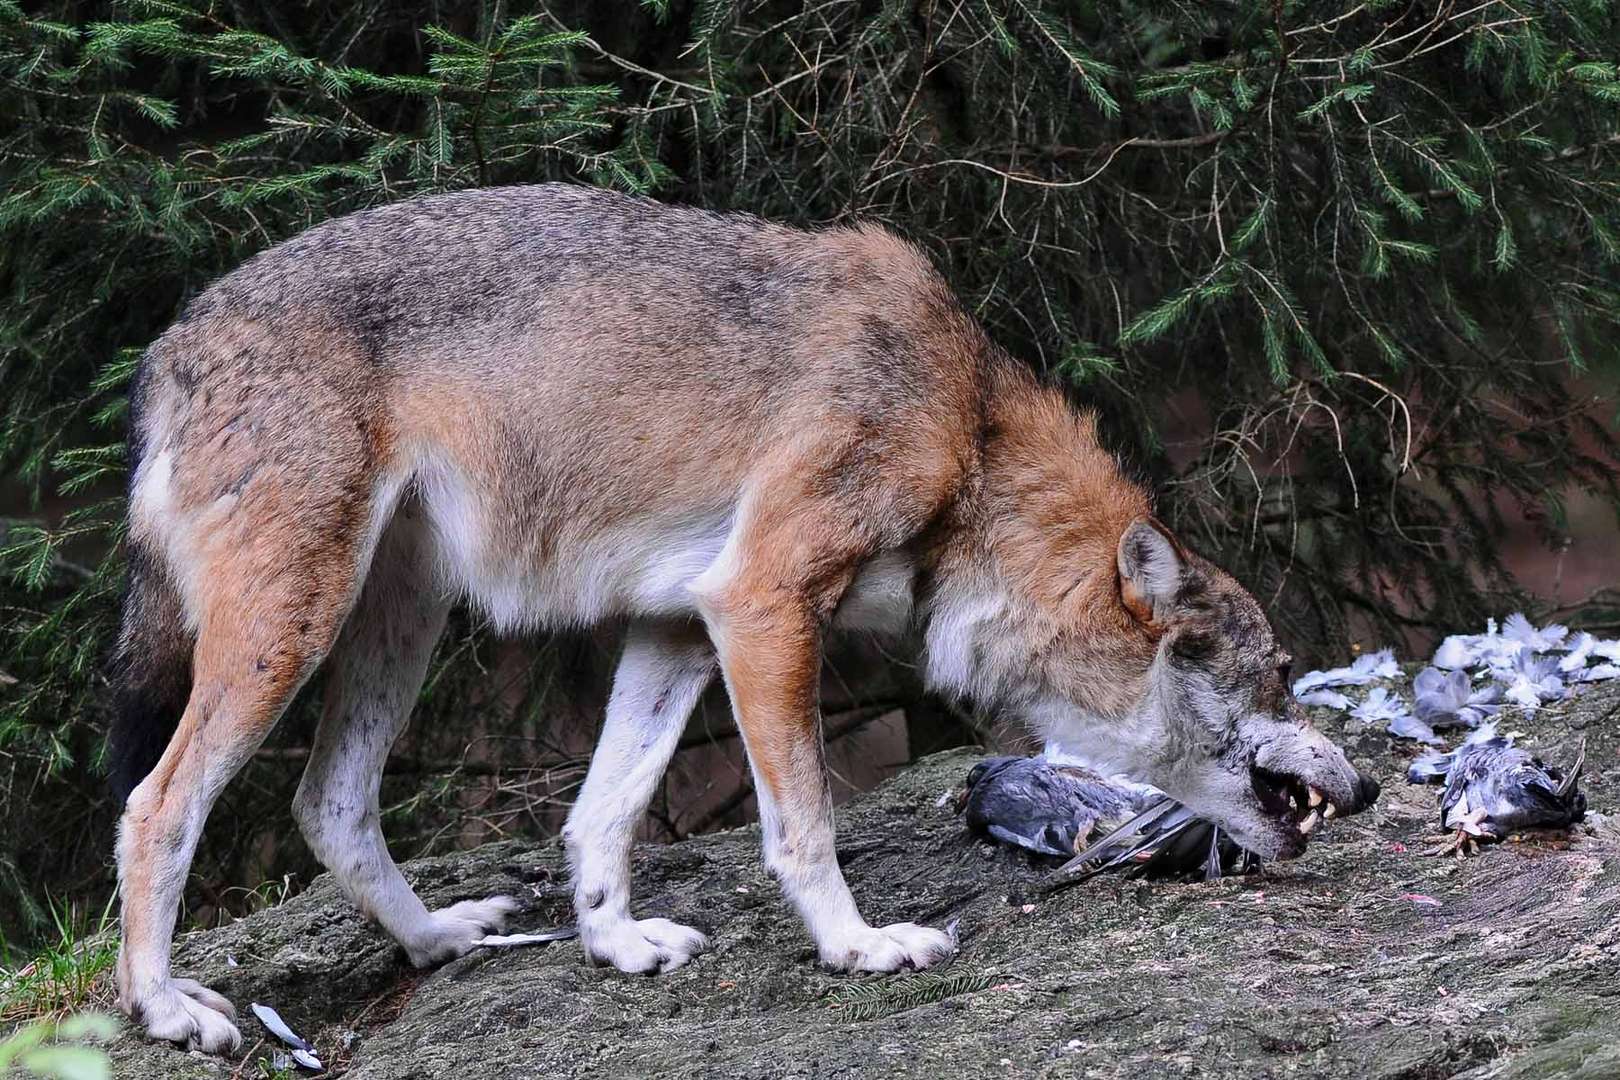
[108,539,194,805]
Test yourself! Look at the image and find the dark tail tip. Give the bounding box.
[109,677,190,804]
[108,544,192,806]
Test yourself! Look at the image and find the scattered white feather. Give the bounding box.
[1291,670,1335,695]
[1436,616,1534,677]
[251,1002,322,1071]
[1556,632,1620,684]
[1351,687,1438,744]
[1496,649,1566,709]
[1289,616,1607,744]
[1477,627,1527,675]
[1292,647,1400,695]
[1432,635,1479,670]
[1349,686,1404,721]
[1387,714,1442,744]
[1412,666,1501,729]
[1558,632,1596,673]
[470,927,578,948]
[250,1003,311,1051]
[1355,648,1402,680]
[1503,612,1568,654]
[1572,662,1620,684]
[1296,688,1352,710]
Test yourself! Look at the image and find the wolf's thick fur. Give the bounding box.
[112,183,1375,1053]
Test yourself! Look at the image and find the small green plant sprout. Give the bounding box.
[0,898,118,1027]
[0,1013,117,1080]
[256,1058,297,1080]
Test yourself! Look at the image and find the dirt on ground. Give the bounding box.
[104,678,1620,1079]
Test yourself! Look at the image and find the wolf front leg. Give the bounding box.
[693,550,955,973]
[564,622,717,973]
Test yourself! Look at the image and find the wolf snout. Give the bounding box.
[1354,770,1381,811]
[1317,761,1380,818]
[1313,761,1381,822]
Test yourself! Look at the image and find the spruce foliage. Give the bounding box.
[2,0,1617,939]
[825,966,996,1021]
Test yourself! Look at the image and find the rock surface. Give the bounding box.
[107,681,1620,1079]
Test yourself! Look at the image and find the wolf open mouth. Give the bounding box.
[1250,764,1338,845]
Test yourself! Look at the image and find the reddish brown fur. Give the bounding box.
[916,363,1164,719]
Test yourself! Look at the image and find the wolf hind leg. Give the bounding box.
[564,621,717,973]
[292,502,515,966]
[117,538,363,1053]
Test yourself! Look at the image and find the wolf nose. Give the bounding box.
[1356,771,1382,809]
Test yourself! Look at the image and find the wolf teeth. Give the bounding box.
[1298,809,1320,834]
[1323,802,1337,819]
[1308,787,1324,807]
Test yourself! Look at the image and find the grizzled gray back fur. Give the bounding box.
[176,185,902,370]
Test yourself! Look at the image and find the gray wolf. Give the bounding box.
[109,183,1379,1052]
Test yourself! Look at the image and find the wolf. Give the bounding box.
[109,183,1379,1053]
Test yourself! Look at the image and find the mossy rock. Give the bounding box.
[104,682,1620,1078]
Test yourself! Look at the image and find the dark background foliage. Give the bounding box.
[2,0,1617,948]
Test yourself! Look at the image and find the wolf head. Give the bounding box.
[1106,520,1380,857]
[926,517,1379,861]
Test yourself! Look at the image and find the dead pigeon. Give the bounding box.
[956,756,1152,858]
[250,1002,322,1071]
[1407,725,1586,856]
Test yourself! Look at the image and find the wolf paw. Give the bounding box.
[582,916,708,974]
[820,922,956,973]
[405,895,518,967]
[130,977,242,1054]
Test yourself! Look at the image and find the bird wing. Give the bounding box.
[1202,829,1226,881]
[1407,747,1455,784]
[1038,798,1260,894]
[985,817,1090,858]
[1438,761,1479,829]
[1481,766,1578,831]
[1556,744,1586,799]
[1050,799,1202,879]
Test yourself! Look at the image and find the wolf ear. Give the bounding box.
[1117,518,1184,625]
